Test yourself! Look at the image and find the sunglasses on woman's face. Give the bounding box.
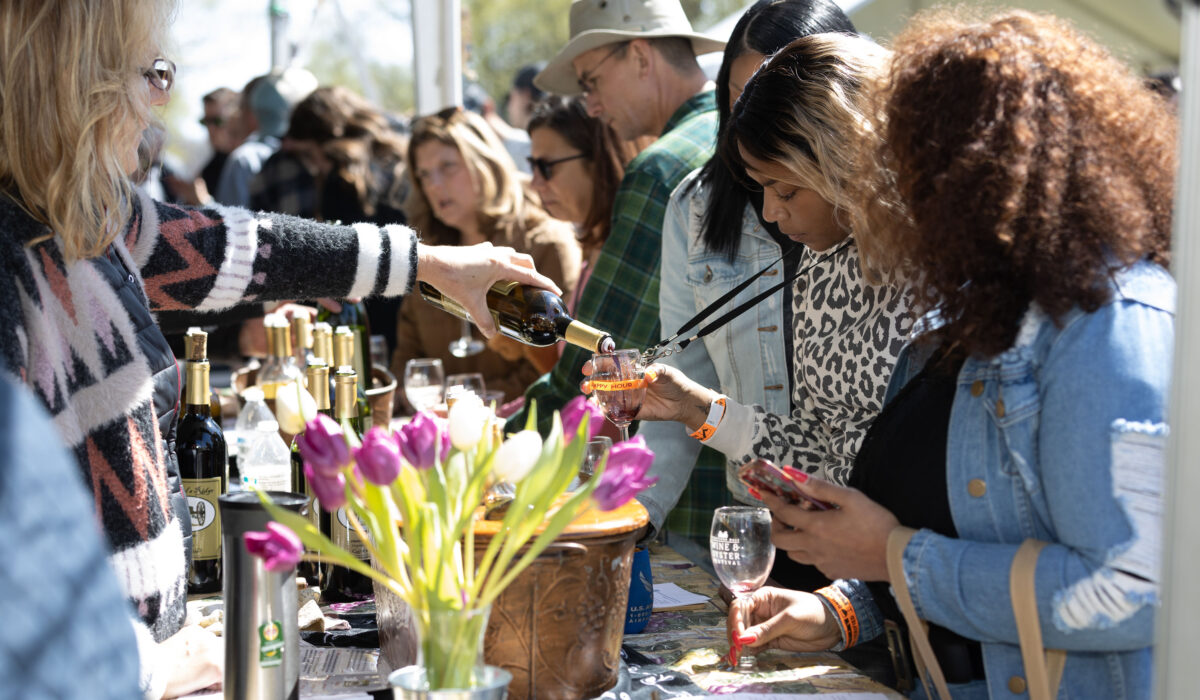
[142,58,176,92]
[527,153,586,181]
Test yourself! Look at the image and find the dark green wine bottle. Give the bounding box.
[322,368,373,602]
[316,301,372,387]
[177,329,227,594]
[291,361,331,589]
[333,326,372,430]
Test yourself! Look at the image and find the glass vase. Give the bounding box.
[387,603,511,698]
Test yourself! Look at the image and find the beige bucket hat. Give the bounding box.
[535,0,726,96]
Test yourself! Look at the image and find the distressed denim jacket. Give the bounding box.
[638,170,792,530]
[830,260,1174,700]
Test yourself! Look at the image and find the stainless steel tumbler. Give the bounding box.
[220,490,307,700]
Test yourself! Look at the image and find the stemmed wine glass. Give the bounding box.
[448,318,485,358]
[710,506,776,673]
[403,358,445,414]
[589,349,646,442]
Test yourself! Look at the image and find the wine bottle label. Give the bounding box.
[333,507,370,559]
[183,477,222,560]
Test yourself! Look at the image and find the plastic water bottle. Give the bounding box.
[229,387,274,491]
[240,419,293,492]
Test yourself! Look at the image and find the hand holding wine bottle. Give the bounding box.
[415,242,563,338]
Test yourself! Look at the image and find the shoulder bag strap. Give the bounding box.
[1010,539,1067,700]
[887,526,953,700]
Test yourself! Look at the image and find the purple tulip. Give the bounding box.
[244,522,303,572]
[305,462,347,511]
[592,435,657,511]
[297,413,351,477]
[561,395,605,443]
[356,427,403,485]
[396,411,449,469]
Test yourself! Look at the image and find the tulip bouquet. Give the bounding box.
[246,394,656,690]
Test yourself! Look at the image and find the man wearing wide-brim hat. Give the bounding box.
[512,0,726,529]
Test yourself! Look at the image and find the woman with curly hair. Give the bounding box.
[392,107,581,405]
[730,11,1175,699]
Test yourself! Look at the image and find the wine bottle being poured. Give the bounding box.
[419,281,616,354]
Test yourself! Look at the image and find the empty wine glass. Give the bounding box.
[710,506,776,673]
[573,436,611,489]
[445,372,486,399]
[448,318,485,358]
[589,349,646,442]
[403,358,445,414]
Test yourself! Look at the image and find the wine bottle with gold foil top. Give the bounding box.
[177,328,227,594]
[316,300,372,385]
[418,281,615,353]
[291,314,317,370]
[256,317,301,399]
[291,361,331,588]
[333,326,372,430]
[322,368,373,601]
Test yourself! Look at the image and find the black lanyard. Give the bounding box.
[643,236,854,363]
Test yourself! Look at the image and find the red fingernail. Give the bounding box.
[783,465,808,483]
[737,633,758,644]
[747,487,762,500]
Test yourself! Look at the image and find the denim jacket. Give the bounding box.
[831,260,1174,699]
[637,170,792,530]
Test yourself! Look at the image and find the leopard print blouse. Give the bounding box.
[737,239,912,485]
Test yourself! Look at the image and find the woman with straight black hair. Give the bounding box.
[637,0,855,550]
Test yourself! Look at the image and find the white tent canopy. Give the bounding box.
[704,0,1180,70]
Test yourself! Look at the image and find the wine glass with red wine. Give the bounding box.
[711,506,776,673]
[589,349,646,442]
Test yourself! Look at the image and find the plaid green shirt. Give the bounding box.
[510,90,725,538]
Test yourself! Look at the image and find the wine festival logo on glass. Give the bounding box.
[711,506,775,673]
[589,349,646,443]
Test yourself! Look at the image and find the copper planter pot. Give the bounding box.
[375,500,649,700]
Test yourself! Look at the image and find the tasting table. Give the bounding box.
[185,542,902,699]
[603,542,904,699]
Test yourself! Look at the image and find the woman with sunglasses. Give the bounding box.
[526,96,637,318]
[392,107,581,407]
[0,3,559,696]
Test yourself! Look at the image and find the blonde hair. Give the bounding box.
[724,33,899,272]
[0,0,174,261]
[405,107,544,244]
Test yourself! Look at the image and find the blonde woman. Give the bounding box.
[393,107,581,407]
[625,33,911,487]
[0,2,558,696]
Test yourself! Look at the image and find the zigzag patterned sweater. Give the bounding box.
[0,191,416,647]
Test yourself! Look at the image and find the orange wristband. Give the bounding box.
[689,396,727,442]
[816,584,859,649]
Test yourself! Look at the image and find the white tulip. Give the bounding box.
[492,430,542,483]
[448,393,489,450]
[273,380,317,434]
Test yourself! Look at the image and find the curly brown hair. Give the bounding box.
[865,10,1176,357]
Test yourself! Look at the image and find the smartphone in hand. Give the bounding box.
[738,458,834,511]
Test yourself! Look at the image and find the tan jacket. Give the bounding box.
[391,216,580,410]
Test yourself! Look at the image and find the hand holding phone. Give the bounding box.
[738,458,834,511]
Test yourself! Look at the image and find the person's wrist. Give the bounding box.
[682,388,719,432]
[414,243,438,283]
